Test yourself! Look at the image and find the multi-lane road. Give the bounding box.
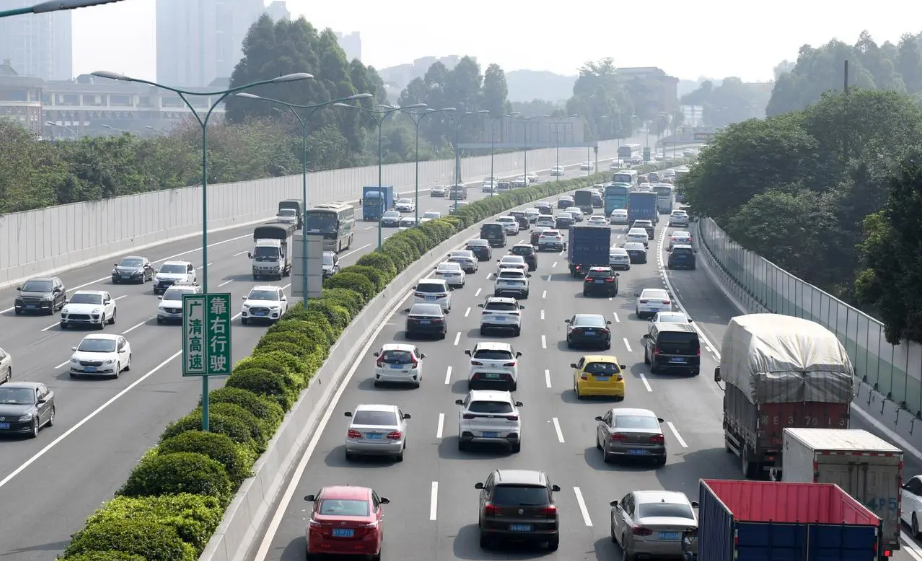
[250,205,922,560]
[0,157,617,559]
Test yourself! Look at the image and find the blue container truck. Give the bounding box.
[627,191,658,225]
[567,225,611,277]
[695,479,882,561]
[361,185,394,221]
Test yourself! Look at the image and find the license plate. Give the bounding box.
[669,358,686,363]
[85,366,96,373]
[365,433,383,440]
[332,528,354,538]
[627,449,649,456]
[494,316,507,321]
[595,377,610,382]
[510,524,533,532]
[483,373,500,379]
[585,331,597,336]
[390,364,404,369]
[122,275,130,279]
[0,423,8,430]
[425,296,436,301]
[419,320,431,325]
[659,532,681,540]
[254,311,268,316]
[594,280,603,283]
[27,304,36,309]
[482,432,499,438]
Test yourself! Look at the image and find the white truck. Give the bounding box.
[780,428,903,559]
[249,222,295,280]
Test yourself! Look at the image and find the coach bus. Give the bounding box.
[604,183,631,216]
[304,202,356,252]
[612,169,639,188]
[617,143,642,162]
[653,184,675,214]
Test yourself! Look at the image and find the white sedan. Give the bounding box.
[344,404,410,461]
[635,288,673,319]
[69,334,131,379]
[60,290,117,329]
[434,261,465,288]
[394,198,415,213]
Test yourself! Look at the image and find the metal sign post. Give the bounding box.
[182,293,232,431]
[643,147,651,163]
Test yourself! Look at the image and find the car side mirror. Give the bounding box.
[714,366,722,382]
[594,415,603,422]
[516,351,523,358]
[606,320,612,325]
[402,308,410,313]
[281,296,287,300]
[419,354,426,359]
[610,500,619,508]
[113,263,119,267]
[688,318,693,322]
[241,296,246,300]
[403,413,411,420]
[158,296,163,300]
[71,346,77,351]
[455,399,464,405]
[564,319,571,323]
[16,286,21,291]
[344,411,353,417]
[620,364,626,369]
[373,352,380,357]
[642,334,650,339]
[691,501,699,508]
[551,485,561,492]
[519,305,525,310]
[378,497,390,504]
[477,304,484,308]
[570,363,578,368]
[464,350,471,356]
[474,482,484,490]
[634,293,640,297]
[657,418,665,423]
[514,401,523,407]
[304,494,316,502]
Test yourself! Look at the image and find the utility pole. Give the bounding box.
[843,60,850,162]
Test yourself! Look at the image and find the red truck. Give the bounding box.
[713,314,855,479]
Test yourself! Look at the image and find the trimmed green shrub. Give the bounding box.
[355,252,397,278]
[205,387,285,429]
[159,431,253,486]
[81,494,223,552]
[160,412,256,452]
[307,299,351,332]
[59,553,147,561]
[251,340,311,362]
[343,265,390,291]
[381,238,416,270]
[234,354,290,378]
[64,518,196,561]
[118,452,231,501]
[323,271,376,300]
[320,287,365,315]
[400,228,430,254]
[225,368,298,409]
[267,316,335,347]
[190,402,269,450]
[255,330,319,356]
[254,349,314,382]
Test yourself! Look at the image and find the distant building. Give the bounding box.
[617,67,679,116]
[334,32,361,62]
[264,1,290,21]
[156,0,264,87]
[377,55,461,91]
[0,0,72,81]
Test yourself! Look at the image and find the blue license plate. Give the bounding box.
[425,296,436,301]
[85,366,96,373]
[390,364,404,369]
[494,316,507,321]
[483,373,500,379]
[0,423,8,430]
[419,320,431,325]
[594,280,603,283]
[669,358,686,363]
[595,377,609,382]
[332,528,354,538]
[482,432,499,438]
[627,449,649,455]
[510,524,533,532]
[584,331,597,336]
[122,275,130,280]
[365,433,383,440]
[659,532,681,540]
[26,304,36,309]
[254,311,268,316]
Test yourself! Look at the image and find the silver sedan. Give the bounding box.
[344,404,410,461]
[610,490,698,559]
[595,407,667,466]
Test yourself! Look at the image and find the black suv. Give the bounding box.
[475,469,560,551]
[509,244,538,271]
[667,245,696,270]
[480,223,507,248]
[509,211,530,230]
[582,266,619,297]
[15,276,66,315]
[642,323,701,375]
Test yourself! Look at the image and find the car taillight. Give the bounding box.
[584,276,591,282]
[376,358,384,367]
[697,348,701,357]
[387,431,402,440]
[503,362,517,367]
[438,293,448,298]
[540,505,557,516]
[463,414,476,420]
[471,361,483,366]
[662,300,671,304]
[504,415,519,421]
[610,433,629,442]
[410,356,419,367]
[653,347,660,355]
[364,520,379,529]
[639,299,648,304]
[348,429,361,439]
[615,374,624,381]
[414,292,425,298]
[484,503,499,515]
[432,317,444,323]
[309,519,323,528]
[632,526,653,536]
[650,434,665,444]
[580,373,588,380]
[605,278,614,282]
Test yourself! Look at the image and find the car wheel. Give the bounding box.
[566,338,573,349]
[125,354,131,372]
[620,536,634,561]
[576,385,582,400]
[610,519,617,543]
[30,418,39,438]
[97,315,106,329]
[395,445,405,462]
[3,367,9,383]
[604,340,611,350]
[547,536,559,551]
[511,441,521,453]
[643,349,650,365]
[47,405,55,427]
[108,309,116,325]
[156,318,163,324]
[344,451,355,462]
[458,440,467,452]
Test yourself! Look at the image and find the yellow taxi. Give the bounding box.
[572,354,626,399]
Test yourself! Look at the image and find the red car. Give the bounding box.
[304,486,389,560]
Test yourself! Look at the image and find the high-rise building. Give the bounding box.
[334,32,362,62]
[0,0,72,80]
[264,1,291,21]
[156,0,264,87]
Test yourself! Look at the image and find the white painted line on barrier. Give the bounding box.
[545,274,551,281]
[541,335,547,349]
[552,417,565,443]
[436,414,444,439]
[122,319,150,335]
[542,290,547,299]
[55,360,69,369]
[574,487,593,527]
[545,369,551,388]
[340,243,372,259]
[0,349,183,491]
[612,312,620,323]
[639,373,653,392]
[474,288,481,297]
[453,332,461,346]
[464,307,470,318]
[667,422,688,448]
[430,482,439,521]
[623,338,632,352]
[444,366,452,385]
[217,279,233,287]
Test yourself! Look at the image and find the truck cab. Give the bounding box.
[278,199,302,229]
[250,223,295,280]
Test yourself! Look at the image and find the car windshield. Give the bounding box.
[542,230,560,237]
[278,209,296,216]
[0,387,35,405]
[160,264,186,274]
[162,288,193,300]
[614,415,660,430]
[573,315,606,327]
[305,214,338,233]
[416,283,446,294]
[69,293,103,305]
[492,485,549,507]
[438,263,461,272]
[642,290,669,300]
[511,246,533,256]
[672,247,694,255]
[656,313,687,323]
[468,400,513,414]
[352,410,397,426]
[498,271,524,278]
[380,350,413,364]
[585,362,621,375]
[624,244,644,250]
[485,301,518,312]
[77,338,117,353]
[21,280,52,292]
[502,256,525,264]
[472,349,513,360]
[638,502,694,520]
[384,211,400,218]
[322,254,335,266]
[318,499,369,517]
[398,199,412,204]
[118,258,143,267]
[253,246,279,259]
[586,270,612,279]
[248,290,279,301]
[610,249,627,255]
[410,304,443,316]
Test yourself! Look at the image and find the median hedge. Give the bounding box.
[58,157,689,560]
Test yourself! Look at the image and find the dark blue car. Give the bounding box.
[667,245,696,270]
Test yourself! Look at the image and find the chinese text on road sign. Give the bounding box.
[182,293,232,377]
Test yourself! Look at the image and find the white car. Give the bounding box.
[431,185,448,197]
[413,278,452,312]
[524,208,540,223]
[434,261,465,288]
[635,288,673,319]
[901,475,922,536]
[669,211,689,227]
[465,342,522,391]
[478,296,524,336]
[493,269,530,299]
[343,404,410,461]
[587,215,608,226]
[496,216,519,235]
[69,334,131,379]
[497,255,528,274]
[422,210,442,221]
[668,230,693,250]
[627,228,650,248]
[447,250,478,274]
[512,176,528,187]
[372,344,425,387]
[276,208,298,224]
[535,216,556,229]
[0,347,10,385]
[153,260,196,295]
[455,390,522,452]
[580,161,593,171]
[398,216,416,229]
[538,229,564,251]
[609,247,631,270]
[648,312,692,336]
[394,198,415,212]
[157,281,201,324]
[527,172,538,183]
[550,165,565,176]
[60,290,117,329]
[240,285,288,324]
[567,208,584,222]
[481,180,495,193]
[610,209,629,225]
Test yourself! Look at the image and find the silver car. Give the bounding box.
[447,250,478,274]
[635,288,672,319]
[610,490,698,559]
[0,347,11,384]
[344,404,410,461]
[594,407,666,465]
[609,248,631,271]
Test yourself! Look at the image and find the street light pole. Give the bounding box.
[235,92,372,303]
[397,106,455,224]
[45,121,77,139]
[489,112,519,196]
[0,0,126,18]
[449,110,489,213]
[519,115,549,188]
[93,70,312,433]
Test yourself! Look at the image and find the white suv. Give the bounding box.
[496,216,519,235]
[60,290,117,329]
[465,342,522,391]
[157,282,202,324]
[240,285,288,324]
[153,260,196,295]
[413,279,452,311]
[496,255,528,274]
[669,210,689,227]
[372,343,425,387]
[493,269,529,299]
[455,390,523,452]
[478,296,524,336]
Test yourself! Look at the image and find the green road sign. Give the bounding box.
[643,147,651,163]
[182,293,232,377]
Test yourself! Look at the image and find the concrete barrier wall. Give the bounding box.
[0,140,624,289]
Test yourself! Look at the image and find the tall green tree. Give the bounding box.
[482,63,510,117]
[565,58,633,139]
[897,34,922,94]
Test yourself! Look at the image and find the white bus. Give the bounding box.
[653,184,675,214]
[304,202,356,252]
[612,169,639,188]
[617,144,642,162]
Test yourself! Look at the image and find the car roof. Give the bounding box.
[473,341,513,351]
[437,261,461,267]
[612,407,658,417]
[623,242,645,249]
[2,382,42,390]
[610,247,628,254]
[72,289,106,296]
[581,354,621,364]
[381,343,415,352]
[355,403,399,413]
[81,333,120,341]
[493,469,547,486]
[633,490,691,505]
[654,323,697,334]
[418,278,448,285]
[485,296,518,305]
[587,266,611,273]
[319,486,372,501]
[573,313,606,322]
[121,255,146,260]
[162,260,191,266]
[469,389,514,402]
[251,285,280,291]
[500,255,525,262]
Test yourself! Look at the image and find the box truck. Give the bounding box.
[566,225,611,277]
[249,223,294,280]
[361,186,394,221]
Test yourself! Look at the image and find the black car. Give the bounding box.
[582,267,619,297]
[0,382,54,438]
[530,227,548,246]
[475,469,561,551]
[466,239,492,261]
[557,198,573,209]
[380,211,401,227]
[667,245,696,270]
[509,212,529,230]
[480,223,507,248]
[624,244,648,264]
[111,255,153,284]
[14,277,66,315]
[509,244,538,271]
[565,314,612,350]
[535,202,553,215]
[642,323,701,375]
[405,303,447,339]
[555,215,574,230]
[322,251,340,278]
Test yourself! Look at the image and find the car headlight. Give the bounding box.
[18,414,32,422]
[103,359,114,364]
[158,306,166,312]
[112,268,118,274]
[71,357,79,364]
[92,308,101,314]
[42,295,52,301]
[241,304,250,310]
[269,305,279,310]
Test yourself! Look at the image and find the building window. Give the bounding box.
[62,94,79,105]
[110,95,131,107]
[0,89,28,102]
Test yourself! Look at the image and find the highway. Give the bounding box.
[0,153,622,560]
[251,207,922,561]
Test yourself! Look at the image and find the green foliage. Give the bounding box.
[307,299,351,332]
[225,367,300,410]
[64,518,196,561]
[59,552,147,561]
[191,403,270,451]
[680,78,771,126]
[323,271,376,300]
[118,452,231,501]
[205,387,285,429]
[565,58,637,138]
[159,432,254,486]
[355,251,397,277]
[255,330,320,358]
[161,412,257,453]
[279,305,336,344]
[319,287,365,315]
[338,265,390,292]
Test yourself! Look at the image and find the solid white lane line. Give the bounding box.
[0,349,183,491]
[901,532,922,561]
[233,250,248,256]
[114,295,128,301]
[122,319,149,335]
[622,338,632,352]
[464,307,470,318]
[340,243,372,259]
[444,366,452,385]
[552,261,557,268]
[667,422,688,447]
[55,360,70,369]
[545,369,551,388]
[436,414,444,439]
[430,482,439,521]
[612,312,620,323]
[574,487,593,527]
[41,321,60,332]
[639,373,653,392]
[542,290,547,299]
[453,332,461,346]
[217,279,233,287]
[541,335,547,349]
[552,418,565,443]
[540,309,545,320]
[196,262,214,270]
[474,288,481,297]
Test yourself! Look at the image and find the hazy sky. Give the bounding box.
[72,0,921,82]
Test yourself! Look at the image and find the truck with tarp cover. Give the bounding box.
[713,314,855,479]
[249,222,295,280]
